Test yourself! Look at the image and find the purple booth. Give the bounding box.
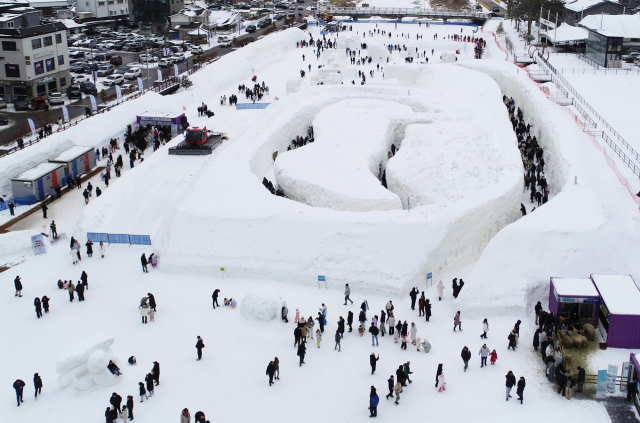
[591,274,640,349]
[549,277,600,326]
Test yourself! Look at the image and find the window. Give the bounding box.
[1,41,17,51]
[58,54,65,65]
[56,33,62,44]
[60,77,67,87]
[4,63,20,78]
[98,1,105,5]
[6,21,14,28]
[117,0,123,3]
[108,0,114,4]
[45,58,55,72]
[34,60,44,75]
[43,36,53,47]
[32,38,41,49]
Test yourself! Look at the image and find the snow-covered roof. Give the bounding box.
[552,278,600,297]
[540,23,589,43]
[12,162,63,181]
[59,18,86,29]
[138,111,184,119]
[207,10,238,25]
[48,145,93,163]
[591,274,640,315]
[187,26,208,36]
[0,13,21,21]
[28,0,68,7]
[579,14,640,38]
[564,0,612,12]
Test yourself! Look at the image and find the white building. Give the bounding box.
[75,0,129,19]
[0,20,70,102]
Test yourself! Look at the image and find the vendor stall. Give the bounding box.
[549,277,600,326]
[48,145,95,183]
[11,162,64,201]
[591,274,640,349]
[136,112,186,137]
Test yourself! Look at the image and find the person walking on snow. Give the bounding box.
[307,316,315,339]
[425,299,432,321]
[393,381,403,405]
[461,346,471,372]
[481,318,489,338]
[370,322,379,346]
[152,361,160,385]
[34,297,42,318]
[506,371,516,400]
[438,372,446,392]
[266,361,276,386]
[100,241,106,258]
[297,340,306,366]
[138,382,148,402]
[15,276,23,297]
[294,308,300,323]
[334,330,341,351]
[42,295,50,313]
[347,311,354,332]
[212,289,220,309]
[344,283,353,305]
[479,344,490,367]
[516,376,526,403]
[370,353,379,374]
[418,293,425,316]
[316,312,324,332]
[454,311,462,331]
[361,300,369,320]
[195,336,205,360]
[320,303,327,325]
[67,281,75,302]
[409,287,418,310]
[33,373,42,399]
[435,364,443,387]
[437,280,444,300]
[490,349,498,365]
[385,375,395,400]
[410,322,417,345]
[316,329,322,348]
[13,379,25,406]
[508,330,517,350]
[141,254,148,273]
[369,386,379,417]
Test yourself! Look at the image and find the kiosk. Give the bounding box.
[11,162,64,201]
[549,277,600,326]
[48,145,95,183]
[136,112,186,137]
[591,274,640,349]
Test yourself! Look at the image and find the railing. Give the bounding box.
[571,101,597,129]
[538,53,640,167]
[586,131,640,176]
[577,53,601,70]
[327,7,490,18]
[555,67,640,75]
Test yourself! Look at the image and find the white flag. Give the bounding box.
[174,64,179,77]
[137,77,144,91]
[62,105,70,123]
[115,85,122,100]
[89,94,97,111]
[27,118,37,136]
[157,69,163,82]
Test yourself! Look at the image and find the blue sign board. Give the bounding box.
[318,276,325,282]
[427,272,433,279]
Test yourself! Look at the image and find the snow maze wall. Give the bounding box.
[151,64,523,293]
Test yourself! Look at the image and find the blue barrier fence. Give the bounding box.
[236,103,271,110]
[87,232,152,245]
[0,195,37,212]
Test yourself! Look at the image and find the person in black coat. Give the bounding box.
[80,271,88,289]
[86,240,93,257]
[297,341,306,366]
[212,289,220,309]
[147,293,156,311]
[396,365,406,387]
[152,361,160,385]
[534,301,542,324]
[505,371,516,400]
[576,366,586,393]
[13,379,25,406]
[347,311,354,332]
[145,373,155,397]
[294,326,302,347]
[106,407,114,423]
[266,361,276,386]
[34,297,42,318]
[514,319,522,335]
[41,201,48,218]
[409,287,418,310]
[141,254,148,273]
[338,316,345,338]
[401,321,408,337]
[452,278,459,298]
[385,375,395,399]
[461,346,471,372]
[517,376,526,403]
[126,395,134,419]
[533,329,540,351]
[316,312,324,333]
[76,282,85,301]
[14,276,23,297]
[370,353,379,374]
[424,299,431,321]
[33,373,43,399]
[42,295,50,313]
[508,330,517,350]
[196,336,205,360]
[110,392,122,413]
[435,364,443,387]
[195,411,206,422]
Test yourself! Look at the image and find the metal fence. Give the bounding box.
[236,103,271,110]
[327,6,489,19]
[87,232,152,245]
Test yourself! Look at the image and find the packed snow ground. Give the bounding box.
[2,20,640,423]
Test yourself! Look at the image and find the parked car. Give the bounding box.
[121,84,139,93]
[112,41,127,50]
[0,96,6,109]
[67,85,83,99]
[97,64,115,77]
[14,100,29,111]
[191,45,204,54]
[218,37,232,47]
[47,92,64,105]
[115,67,130,75]
[139,53,158,62]
[102,75,124,86]
[69,50,86,59]
[80,81,98,95]
[72,74,89,84]
[70,62,89,73]
[622,52,640,62]
[124,68,142,79]
[492,7,500,12]
[158,58,171,67]
[0,115,8,125]
[30,97,49,110]
[246,24,257,33]
[170,53,186,63]
[110,55,123,65]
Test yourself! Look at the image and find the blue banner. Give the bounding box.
[88,232,151,245]
[318,275,325,281]
[596,370,608,399]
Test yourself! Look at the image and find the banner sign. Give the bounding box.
[115,85,122,100]
[157,69,163,82]
[174,64,179,77]
[89,94,97,111]
[62,105,70,122]
[27,118,37,136]
[596,370,607,399]
[137,77,144,91]
[32,234,46,255]
[607,365,619,393]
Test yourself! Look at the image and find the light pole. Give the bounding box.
[146,48,150,88]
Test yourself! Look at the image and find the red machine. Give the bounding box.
[185,126,208,146]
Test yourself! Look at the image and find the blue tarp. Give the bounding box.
[0,195,37,211]
[236,103,271,110]
[87,232,152,245]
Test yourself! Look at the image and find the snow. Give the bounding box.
[240,289,286,322]
[12,162,64,182]
[2,20,640,423]
[0,230,45,266]
[56,337,123,390]
[552,277,600,298]
[540,24,589,44]
[591,274,640,315]
[48,145,93,164]
[579,14,640,38]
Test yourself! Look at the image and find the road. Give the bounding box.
[0,6,314,145]
[476,0,507,13]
